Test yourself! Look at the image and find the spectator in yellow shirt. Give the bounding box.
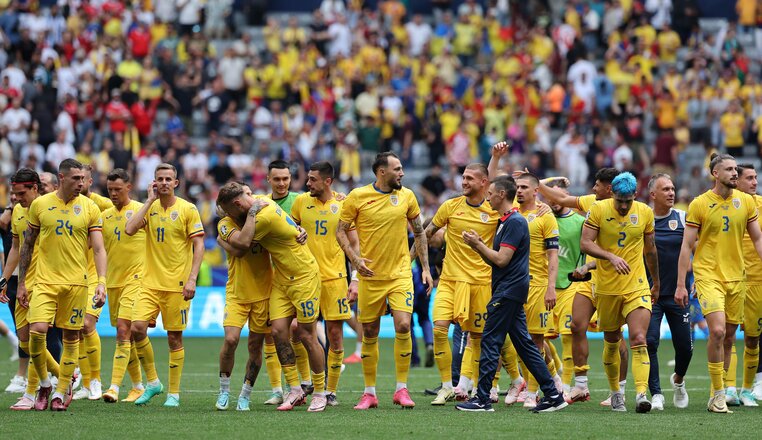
[719,101,747,157]
[657,24,681,64]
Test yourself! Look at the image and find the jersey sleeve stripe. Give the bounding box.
[500,243,516,250]
[28,222,40,229]
[685,220,700,228]
[583,222,599,230]
[188,230,205,238]
[11,233,18,238]
[748,215,759,224]
[88,226,103,231]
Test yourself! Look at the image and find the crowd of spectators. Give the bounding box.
[0,0,760,233]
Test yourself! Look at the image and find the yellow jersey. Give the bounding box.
[291,193,349,281]
[584,199,654,295]
[102,200,145,288]
[252,203,318,285]
[27,193,103,286]
[86,192,114,286]
[576,194,597,213]
[743,195,762,283]
[521,207,559,287]
[688,189,758,282]
[339,184,421,280]
[11,204,38,289]
[431,196,499,284]
[140,198,205,292]
[218,216,272,302]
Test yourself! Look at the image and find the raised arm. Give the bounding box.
[643,231,660,302]
[487,141,509,179]
[537,180,580,209]
[410,215,433,294]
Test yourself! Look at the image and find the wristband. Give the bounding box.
[98,276,107,285]
[0,277,6,289]
[351,270,359,282]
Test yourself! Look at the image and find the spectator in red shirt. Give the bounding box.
[128,21,152,59]
[105,89,131,134]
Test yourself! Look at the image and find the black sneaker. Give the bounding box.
[301,383,314,396]
[456,397,494,412]
[424,385,442,396]
[425,345,435,368]
[532,393,568,413]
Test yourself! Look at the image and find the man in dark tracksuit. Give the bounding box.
[646,174,692,410]
[456,175,567,412]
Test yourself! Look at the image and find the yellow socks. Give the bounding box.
[361,336,379,388]
[433,326,452,386]
[28,331,49,387]
[78,339,91,388]
[84,330,102,381]
[110,340,131,388]
[326,349,344,393]
[127,342,142,385]
[470,337,482,384]
[57,340,79,395]
[135,337,159,383]
[709,361,725,394]
[282,364,300,389]
[21,341,39,395]
[561,335,574,386]
[631,345,650,395]
[743,346,760,389]
[492,368,501,388]
[291,341,311,384]
[312,369,326,395]
[603,340,621,392]
[725,345,738,388]
[460,345,473,384]
[546,343,558,377]
[547,340,562,375]
[394,332,412,384]
[168,348,185,394]
[501,338,520,381]
[264,342,282,390]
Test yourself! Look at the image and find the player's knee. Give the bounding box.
[362,324,379,339]
[708,325,726,341]
[570,318,586,335]
[167,331,183,349]
[224,334,240,349]
[395,321,411,334]
[746,335,760,348]
[629,333,647,347]
[130,322,147,340]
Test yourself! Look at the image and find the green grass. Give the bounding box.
[0,337,756,439]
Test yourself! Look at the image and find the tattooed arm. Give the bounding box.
[410,221,441,260]
[16,227,39,308]
[409,215,433,295]
[643,231,660,303]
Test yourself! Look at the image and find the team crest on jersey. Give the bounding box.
[73,204,82,216]
[527,214,537,222]
[733,198,741,209]
[630,214,638,225]
[481,213,489,222]
[220,225,228,235]
[330,203,339,214]
[170,210,179,221]
[668,220,678,230]
[125,210,134,219]
[390,195,399,206]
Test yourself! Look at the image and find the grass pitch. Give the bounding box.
[0,337,755,439]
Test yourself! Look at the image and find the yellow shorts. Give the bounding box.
[432,279,491,332]
[107,283,140,327]
[28,283,87,330]
[357,277,414,324]
[85,283,103,319]
[224,298,271,333]
[321,278,351,322]
[576,280,596,307]
[14,290,31,330]
[695,279,745,325]
[525,285,551,335]
[553,284,577,336]
[596,289,652,332]
[744,283,762,337]
[133,288,190,331]
[270,274,321,324]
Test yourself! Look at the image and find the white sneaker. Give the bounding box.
[89,379,103,400]
[752,381,762,401]
[489,386,499,403]
[553,374,564,393]
[635,393,652,413]
[49,373,58,391]
[523,393,538,409]
[72,367,82,390]
[504,379,526,406]
[670,373,689,409]
[73,387,91,400]
[4,375,26,393]
[651,393,665,411]
[740,389,759,407]
[610,391,626,412]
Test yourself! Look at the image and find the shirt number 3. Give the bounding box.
[722,215,729,232]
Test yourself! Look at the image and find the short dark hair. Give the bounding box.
[492,175,517,201]
[58,158,84,174]
[515,172,539,186]
[372,152,399,175]
[465,163,489,176]
[10,168,41,189]
[268,160,290,174]
[546,179,568,189]
[217,181,245,206]
[309,161,334,180]
[107,168,131,183]
[737,163,755,175]
[709,153,735,172]
[594,168,620,185]
[155,163,178,178]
